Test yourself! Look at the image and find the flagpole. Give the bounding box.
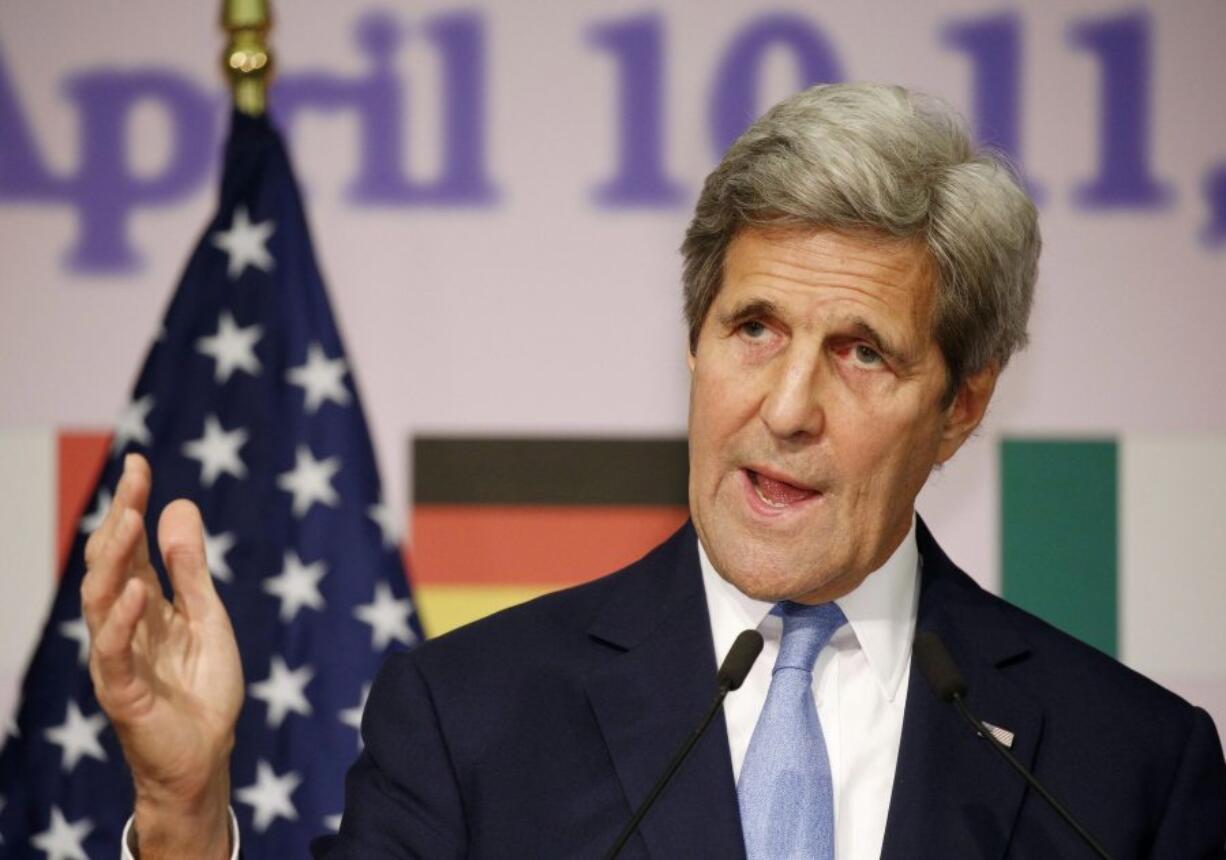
[222,0,272,117]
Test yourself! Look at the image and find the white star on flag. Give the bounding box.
[182,414,249,487]
[111,394,155,453]
[211,204,276,280]
[323,813,343,832]
[339,683,370,748]
[79,488,111,534]
[196,310,263,383]
[354,581,415,650]
[367,499,402,550]
[58,616,90,667]
[263,551,328,622]
[43,701,108,773]
[249,655,314,728]
[277,445,341,517]
[287,342,351,413]
[203,527,237,582]
[235,760,301,833]
[30,806,92,860]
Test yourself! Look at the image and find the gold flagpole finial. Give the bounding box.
[222,0,272,116]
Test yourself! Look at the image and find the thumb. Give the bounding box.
[158,499,222,621]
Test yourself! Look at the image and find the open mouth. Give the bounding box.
[745,468,820,509]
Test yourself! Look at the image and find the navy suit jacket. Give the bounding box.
[314,520,1226,858]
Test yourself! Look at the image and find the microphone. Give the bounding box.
[913,631,1113,860]
[718,629,765,691]
[604,630,764,860]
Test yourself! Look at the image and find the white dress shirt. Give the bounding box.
[124,518,919,859]
[700,516,920,860]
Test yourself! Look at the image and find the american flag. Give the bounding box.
[0,110,422,858]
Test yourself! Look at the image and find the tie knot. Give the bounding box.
[772,601,846,673]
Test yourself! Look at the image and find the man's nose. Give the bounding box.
[759,349,825,440]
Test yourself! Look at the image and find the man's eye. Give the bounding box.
[740,320,768,339]
[854,344,884,366]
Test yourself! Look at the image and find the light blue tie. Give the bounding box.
[737,601,847,859]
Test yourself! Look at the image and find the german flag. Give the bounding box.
[410,437,690,635]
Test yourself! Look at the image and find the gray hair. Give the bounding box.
[681,82,1039,402]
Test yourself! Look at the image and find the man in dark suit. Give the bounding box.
[85,82,1226,858]
[319,520,1225,857]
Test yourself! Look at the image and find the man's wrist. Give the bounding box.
[124,807,239,860]
[131,770,232,860]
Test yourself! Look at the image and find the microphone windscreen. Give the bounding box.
[914,630,968,702]
[718,630,764,691]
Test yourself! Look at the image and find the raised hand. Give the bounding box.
[81,454,243,858]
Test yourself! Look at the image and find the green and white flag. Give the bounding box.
[1002,437,1226,724]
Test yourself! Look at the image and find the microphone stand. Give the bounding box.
[604,629,762,860]
[950,694,1112,860]
[603,682,734,860]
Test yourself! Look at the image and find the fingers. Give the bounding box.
[84,454,151,568]
[158,499,221,622]
[116,452,152,517]
[81,454,163,634]
[82,506,147,636]
[89,577,148,705]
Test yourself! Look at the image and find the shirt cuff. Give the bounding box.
[120,807,239,860]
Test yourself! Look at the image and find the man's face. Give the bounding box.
[687,227,992,604]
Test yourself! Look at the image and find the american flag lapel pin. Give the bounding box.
[981,721,1015,749]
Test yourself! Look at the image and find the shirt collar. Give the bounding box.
[698,516,919,702]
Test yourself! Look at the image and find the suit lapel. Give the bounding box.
[583,524,746,859]
[881,519,1044,859]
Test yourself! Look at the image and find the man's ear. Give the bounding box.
[686,347,696,373]
[936,362,1000,465]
